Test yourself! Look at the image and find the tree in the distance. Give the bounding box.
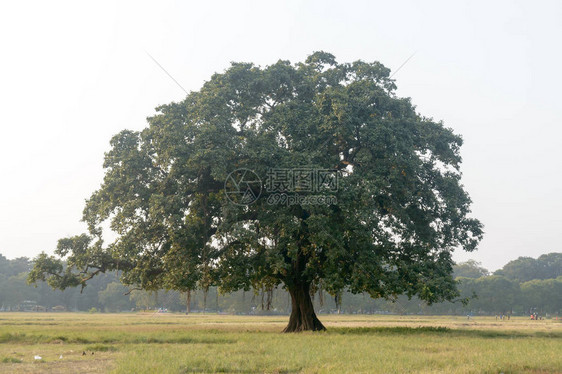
[28,52,482,332]
[520,277,562,315]
[97,282,134,312]
[495,253,562,282]
[453,260,489,279]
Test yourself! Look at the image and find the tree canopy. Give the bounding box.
[29,52,483,331]
[453,260,489,279]
[494,253,562,282]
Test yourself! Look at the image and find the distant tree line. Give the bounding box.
[0,253,560,316]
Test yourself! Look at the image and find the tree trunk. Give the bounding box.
[283,282,326,332]
[203,289,207,314]
[185,290,191,315]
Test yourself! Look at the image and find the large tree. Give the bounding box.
[29,52,482,332]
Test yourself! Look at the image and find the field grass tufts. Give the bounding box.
[1,356,23,363]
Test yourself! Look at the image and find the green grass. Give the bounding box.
[0,313,560,373]
[1,356,23,363]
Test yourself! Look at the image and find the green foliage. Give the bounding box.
[129,290,158,310]
[453,260,489,278]
[520,276,562,314]
[471,276,520,313]
[0,255,31,276]
[97,282,134,312]
[495,253,562,282]
[0,256,124,312]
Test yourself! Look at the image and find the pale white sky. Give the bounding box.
[0,0,560,271]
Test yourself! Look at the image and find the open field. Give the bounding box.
[0,313,560,373]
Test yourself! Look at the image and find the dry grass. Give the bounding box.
[0,313,560,373]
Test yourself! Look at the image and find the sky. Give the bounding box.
[0,0,560,271]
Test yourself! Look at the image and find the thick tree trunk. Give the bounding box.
[283,282,326,332]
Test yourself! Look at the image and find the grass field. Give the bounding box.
[0,313,560,373]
